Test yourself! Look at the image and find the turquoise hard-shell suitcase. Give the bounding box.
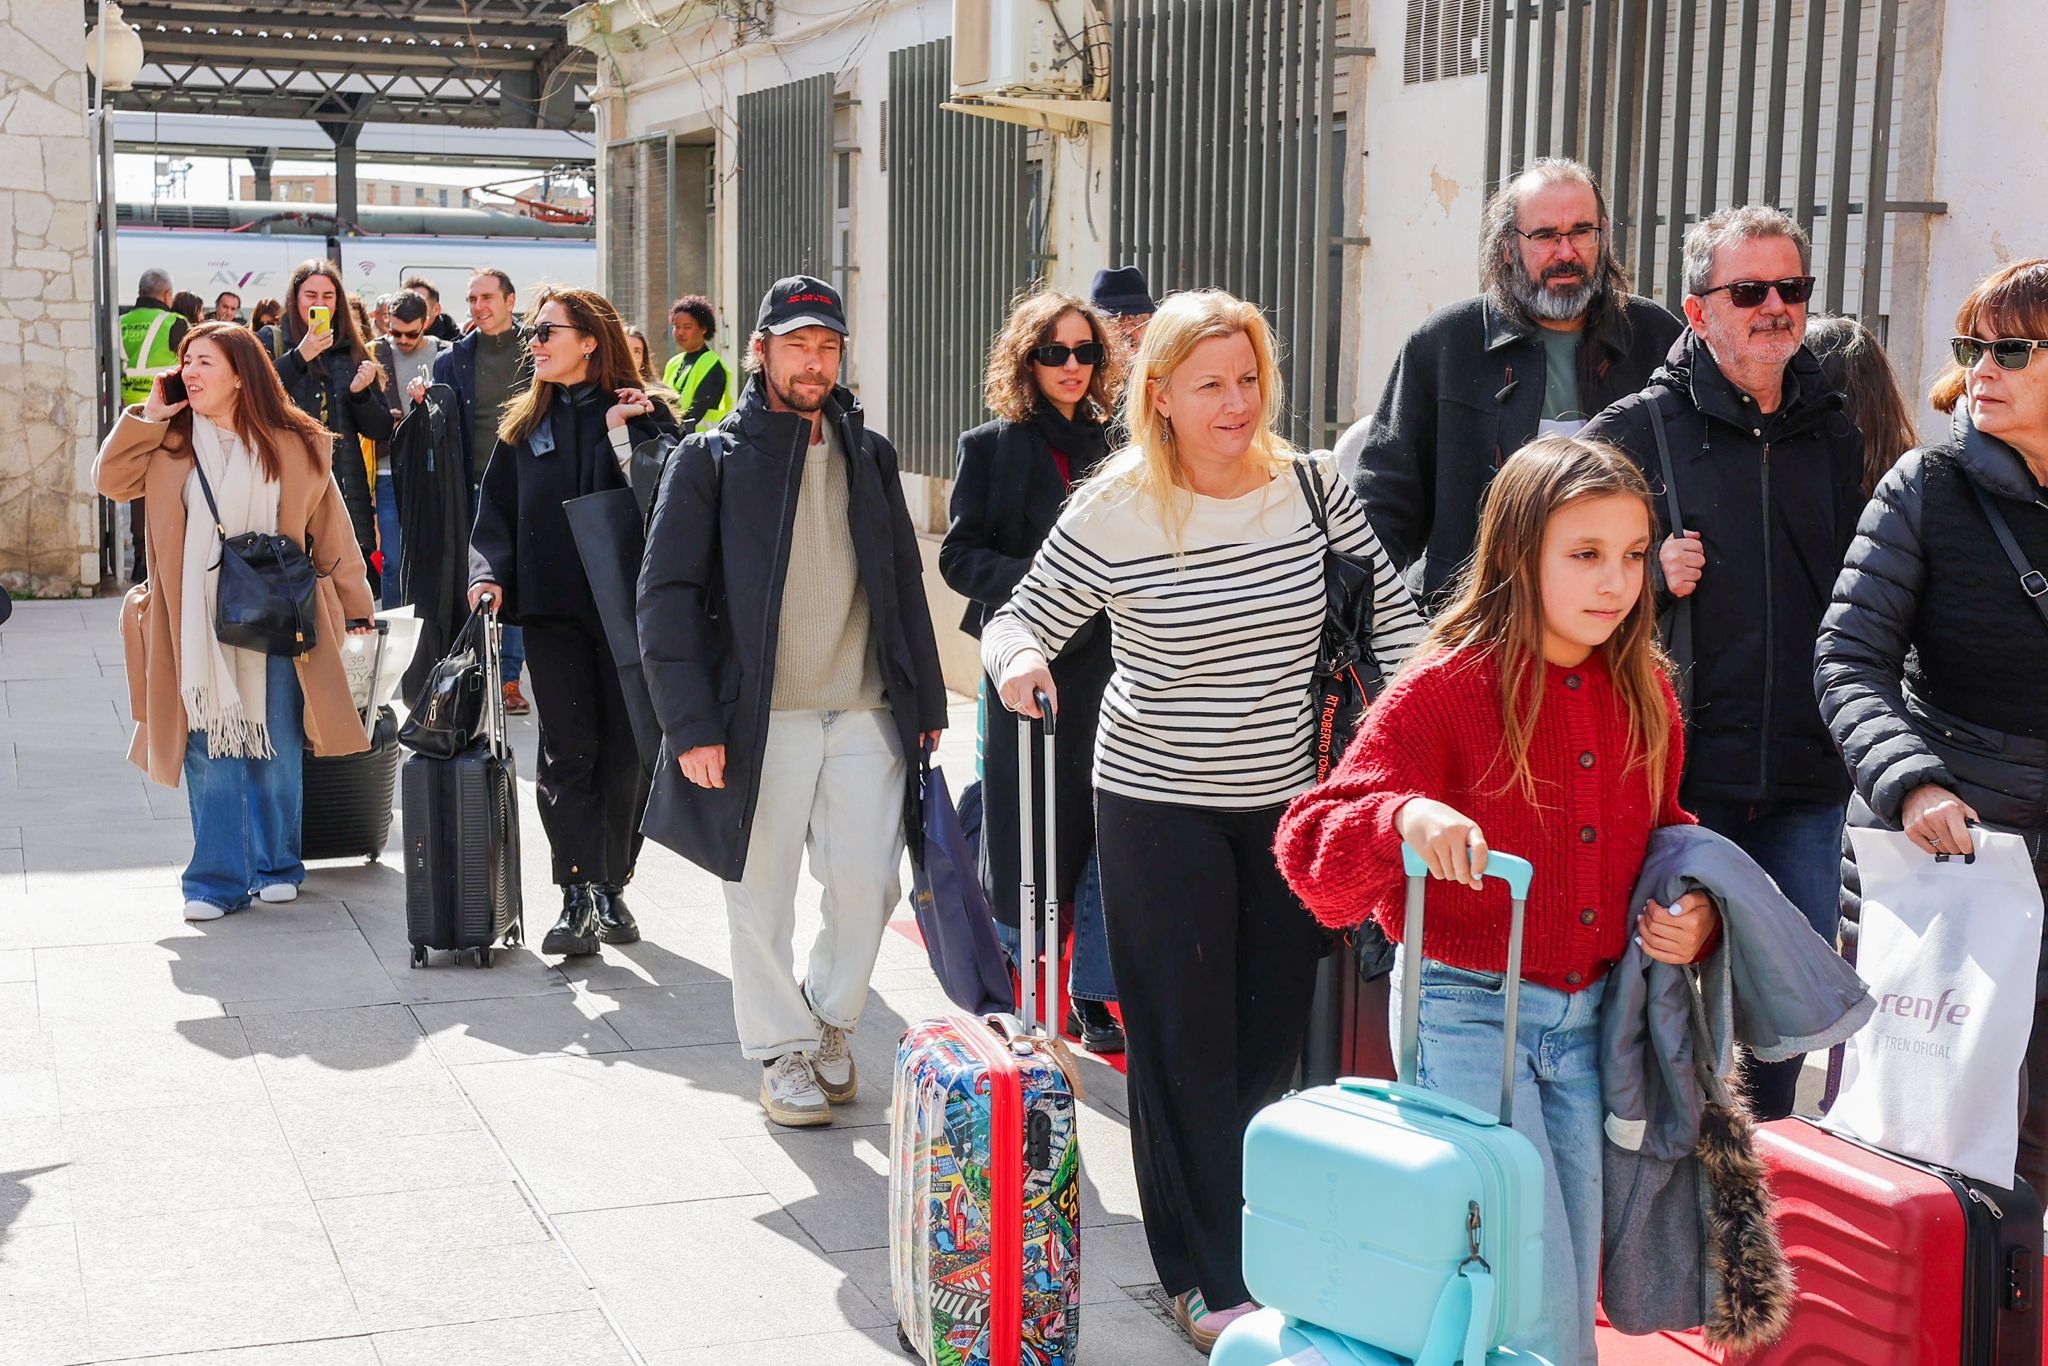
[1213,1306,1553,1366]
[1240,849,1547,1360]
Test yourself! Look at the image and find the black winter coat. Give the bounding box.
[1583,334,1865,807]
[635,377,950,881]
[467,381,678,624]
[260,326,393,560]
[1815,424,2048,889]
[940,417,1110,924]
[430,326,534,485]
[1352,291,1684,605]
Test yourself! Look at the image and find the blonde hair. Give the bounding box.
[1422,435,1675,805]
[1077,289,1295,544]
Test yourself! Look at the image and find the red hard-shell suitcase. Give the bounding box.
[1712,1119,2042,1365]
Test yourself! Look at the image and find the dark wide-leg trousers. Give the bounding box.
[520,616,648,887]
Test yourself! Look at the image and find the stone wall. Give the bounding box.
[0,0,98,594]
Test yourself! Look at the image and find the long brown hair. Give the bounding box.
[1930,258,2048,415]
[1805,314,1918,495]
[280,259,373,366]
[499,287,666,446]
[174,322,334,482]
[1421,435,1674,804]
[983,289,1123,424]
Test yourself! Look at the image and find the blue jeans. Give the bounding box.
[375,473,402,609]
[993,844,1118,1005]
[1691,797,1847,1119]
[1390,954,1606,1366]
[182,654,306,911]
[501,624,525,685]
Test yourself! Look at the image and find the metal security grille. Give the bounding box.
[1483,0,1928,323]
[886,38,1034,479]
[736,75,836,339]
[603,134,673,353]
[1110,0,1341,448]
[1407,0,1490,83]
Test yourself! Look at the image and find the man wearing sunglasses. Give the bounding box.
[1350,157,1683,608]
[368,292,452,608]
[1583,205,1866,1121]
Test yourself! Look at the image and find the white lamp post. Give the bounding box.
[84,2,145,92]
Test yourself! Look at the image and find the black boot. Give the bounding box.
[1067,998,1125,1054]
[541,884,601,957]
[593,883,640,945]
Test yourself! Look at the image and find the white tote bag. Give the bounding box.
[1825,826,2044,1185]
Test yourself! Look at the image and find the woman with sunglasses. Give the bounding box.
[1818,258,2048,1192]
[941,291,1128,1050]
[468,287,679,958]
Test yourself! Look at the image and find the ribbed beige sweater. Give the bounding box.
[771,420,884,711]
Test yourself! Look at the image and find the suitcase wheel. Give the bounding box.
[894,1324,917,1358]
[474,946,492,968]
[409,945,427,970]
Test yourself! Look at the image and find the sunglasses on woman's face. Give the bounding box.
[1693,276,1816,308]
[1029,341,1106,368]
[530,321,586,344]
[1951,336,2048,372]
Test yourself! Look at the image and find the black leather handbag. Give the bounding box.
[397,608,489,759]
[190,456,320,656]
[1294,460,1387,785]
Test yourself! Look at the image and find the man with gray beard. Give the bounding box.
[1349,157,1682,607]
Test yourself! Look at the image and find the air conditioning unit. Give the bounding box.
[952,0,1097,100]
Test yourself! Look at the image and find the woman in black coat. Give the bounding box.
[469,287,678,959]
[260,261,393,580]
[1816,259,2048,1193]
[940,290,1125,1050]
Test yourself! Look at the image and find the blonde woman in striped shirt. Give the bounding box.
[983,289,1427,1351]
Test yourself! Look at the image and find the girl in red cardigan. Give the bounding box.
[1275,436,1718,1366]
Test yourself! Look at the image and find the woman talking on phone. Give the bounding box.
[258,260,391,588]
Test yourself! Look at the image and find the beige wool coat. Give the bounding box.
[94,408,375,788]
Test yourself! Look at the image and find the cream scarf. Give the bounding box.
[180,415,282,758]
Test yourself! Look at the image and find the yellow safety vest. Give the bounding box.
[663,348,734,432]
[119,307,180,406]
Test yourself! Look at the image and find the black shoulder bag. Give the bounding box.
[1966,478,2048,632]
[1294,459,1387,784]
[189,456,320,657]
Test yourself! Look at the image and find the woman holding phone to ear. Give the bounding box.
[258,260,391,589]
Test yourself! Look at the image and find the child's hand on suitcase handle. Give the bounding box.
[1394,799,1490,890]
[996,651,1058,719]
[678,744,726,789]
[1638,889,1718,964]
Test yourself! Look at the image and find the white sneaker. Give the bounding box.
[813,1023,856,1103]
[182,900,225,922]
[760,1052,831,1127]
[257,883,298,904]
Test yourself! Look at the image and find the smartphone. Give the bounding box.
[157,369,187,405]
[310,305,332,335]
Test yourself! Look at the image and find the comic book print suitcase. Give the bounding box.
[890,695,1081,1366]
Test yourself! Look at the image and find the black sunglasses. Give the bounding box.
[531,321,586,344]
[1029,341,1106,368]
[1693,276,1816,308]
[388,327,424,341]
[1951,336,2048,372]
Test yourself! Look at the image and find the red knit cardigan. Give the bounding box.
[1275,645,1693,992]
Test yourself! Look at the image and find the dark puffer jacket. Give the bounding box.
[1583,333,1865,807]
[1814,422,2048,890]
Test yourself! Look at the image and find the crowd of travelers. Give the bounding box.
[95,152,2048,1363]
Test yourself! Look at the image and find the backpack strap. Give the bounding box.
[1648,397,1696,713]
[1967,477,2048,632]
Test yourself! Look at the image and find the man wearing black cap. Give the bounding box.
[638,274,949,1127]
[1090,265,1156,350]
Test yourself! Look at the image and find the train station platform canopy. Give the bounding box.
[93,1,595,133]
[112,111,593,172]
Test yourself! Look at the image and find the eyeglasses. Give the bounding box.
[1950,336,2048,372]
[1513,223,1602,249]
[530,322,586,344]
[1029,341,1106,368]
[1693,276,1816,308]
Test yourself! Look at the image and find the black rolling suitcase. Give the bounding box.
[302,621,401,862]
[400,599,523,967]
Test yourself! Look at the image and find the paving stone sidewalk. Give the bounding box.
[0,599,1203,1366]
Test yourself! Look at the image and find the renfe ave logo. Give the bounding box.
[1876,989,1973,1035]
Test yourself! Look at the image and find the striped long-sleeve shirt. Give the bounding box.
[981,453,1428,809]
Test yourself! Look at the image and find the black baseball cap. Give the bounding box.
[1089,265,1156,318]
[757,274,848,336]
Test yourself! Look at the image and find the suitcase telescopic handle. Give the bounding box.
[1396,846,1535,1127]
[1016,688,1057,1036]
[477,593,507,760]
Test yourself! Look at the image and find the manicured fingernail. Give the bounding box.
[1668,904,1683,916]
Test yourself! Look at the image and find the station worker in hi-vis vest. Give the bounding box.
[120,268,190,407]
[660,294,734,433]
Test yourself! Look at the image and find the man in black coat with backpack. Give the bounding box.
[637,276,948,1128]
